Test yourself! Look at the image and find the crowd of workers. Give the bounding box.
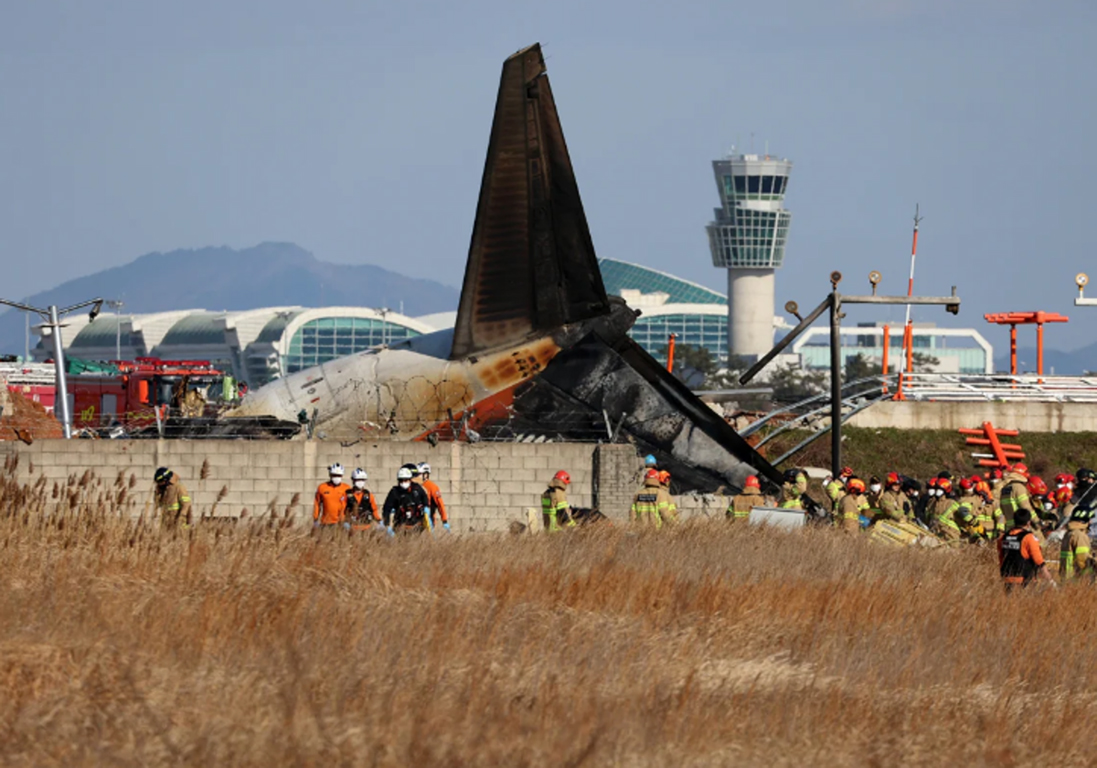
[744,462,1097,587]
[151,451,1095,587]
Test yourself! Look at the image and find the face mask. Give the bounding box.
[331,476,343,484]
[399,481,411,490]
[870,484,881,493]
[354,480,366,490]
[910,491,920,499]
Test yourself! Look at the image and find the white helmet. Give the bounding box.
[328,463,345,477]
[397,466,413,481]
[351,468,367,481]
[418,462,431,476]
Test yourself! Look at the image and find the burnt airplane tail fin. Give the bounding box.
[450,43,610,361]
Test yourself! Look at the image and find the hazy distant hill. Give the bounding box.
[992,346,1096,376]
[0,243,459,354]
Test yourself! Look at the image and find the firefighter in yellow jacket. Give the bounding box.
[631,469,674,528]
[657,470,679,524]
[541,470,575,532]
[154,466,192,528]
[837,477,869,533]
[1061,506,1095,581]
[780,468,808,509]
[999,463,1035,529]
[937,477,980,543]
[728,475,762,523]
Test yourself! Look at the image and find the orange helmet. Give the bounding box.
[744,475,760,489]
[937,478,953,494]
[645,468,660,480]
[886,471,901,486]
[847,477,866,494]
[553,470,571,485]
[658,470,671,485]
[1012,463,1029,476]
[1027,476,1047,496]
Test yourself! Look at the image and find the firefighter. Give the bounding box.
[402,462,432,517]
[998,509,1055,590]
[383,466,431,534]
[837,477,869,533]
[1000,463,1034,529]
[1027,476,1056,526]
[313,463,348,528]
[644,454,658,470]
[875,472,907,522]
[728,475,762,523]
[541,470,575,533]
[345,468,380,529]
[1072,468,1097,536]
[937,477,981,543]
[927,477,956,535]
[154,467,192,529]
[630,469,671,529]
[866,475,884,517]
[1061,506,1095,581]
[780,468,807,510]
[417,462,450,531]
[657,470,679,524]
[825,466,852,512]
[902,478,926,523]
[972,475,1005,539]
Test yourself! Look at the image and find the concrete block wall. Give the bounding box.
[847,400,1097,433]
[0,439,607,533]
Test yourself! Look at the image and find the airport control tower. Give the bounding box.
[706,153,793,361]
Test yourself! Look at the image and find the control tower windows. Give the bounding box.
[761,176,774,194]
[747,176,761,194]
[734,176,747,194]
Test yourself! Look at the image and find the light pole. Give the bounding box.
[0,297,104,438]
[739,271,960,477]
[105,299,125,360]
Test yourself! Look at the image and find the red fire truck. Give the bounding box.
[1,362,57,412]
[68,358,240,432]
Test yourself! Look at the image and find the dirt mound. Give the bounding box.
[0,385,63,442]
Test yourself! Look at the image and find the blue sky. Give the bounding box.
[2,0,1095,347]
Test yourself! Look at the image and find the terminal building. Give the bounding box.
[793,323,994,375]
[32,307,449,387]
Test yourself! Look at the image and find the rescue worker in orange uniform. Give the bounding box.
[998,509,1055,590]
[1060,505,1095,581]
[417,462,450,531]
[728,475,762,523]
[154,466,192,529]
[313,463,348,528]
[657,470,678,524]
[837,477,869,533]
[541,470,575,532]
[631,468,673,528]
[345,468,380,529]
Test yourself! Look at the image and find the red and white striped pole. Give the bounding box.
[895,205,922,400]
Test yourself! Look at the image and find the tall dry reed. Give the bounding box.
[0,460,1094,766]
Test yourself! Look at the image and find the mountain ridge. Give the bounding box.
[0,243,460,355]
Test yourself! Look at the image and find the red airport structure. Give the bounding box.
[983,311,1068,377]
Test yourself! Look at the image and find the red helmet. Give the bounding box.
[1027,476,1047,496]
[847,477,866,493]
[840,466,854,478]
[658,470,672,485]
[959,477,975,491]
[927,477,939,488]
[938,478,953,494]
[1055,473,1074,486]
[1012,463,1029,476]
[986,467,1003,480]
[645,468,660,480]
[744,475,760,489]
[553,470,571,485]
[886,471,901,486]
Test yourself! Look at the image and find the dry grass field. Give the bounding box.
[3,457,1097,766]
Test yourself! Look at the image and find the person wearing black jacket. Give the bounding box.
[383,465,431,534]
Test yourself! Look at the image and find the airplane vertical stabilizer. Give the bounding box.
[451,43,609,360]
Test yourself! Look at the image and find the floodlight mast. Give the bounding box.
[739,272,960,477]
[0,297,104,439]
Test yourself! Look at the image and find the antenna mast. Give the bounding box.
[895,205,922,399]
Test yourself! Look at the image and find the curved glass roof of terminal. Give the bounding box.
[598,259,726,305]
[159,313,228,346]
[256,311,304,344]
[70,316,134,348]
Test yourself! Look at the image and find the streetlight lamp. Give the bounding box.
[0,297,104,438]
[105,299,125,360]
